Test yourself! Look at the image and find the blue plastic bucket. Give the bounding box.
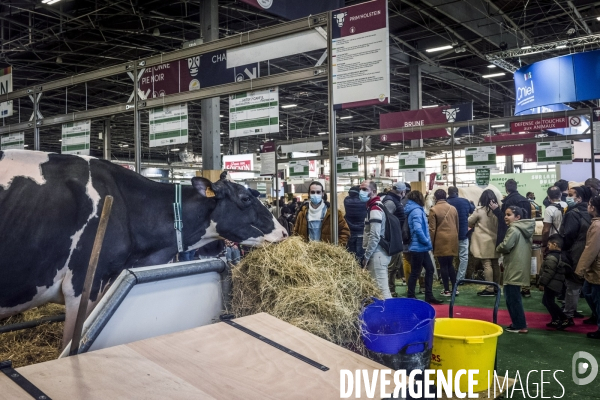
[361,298,436,355]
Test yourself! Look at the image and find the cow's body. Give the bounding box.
[0,150,287,346]
[424,184,503,215]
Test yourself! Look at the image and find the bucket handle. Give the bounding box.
[400,341,429,355]
[411,318,432,331]
[464,337,485,344]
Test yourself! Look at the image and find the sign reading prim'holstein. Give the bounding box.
[331,0,390,109]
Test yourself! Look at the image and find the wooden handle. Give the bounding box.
[69,195,114,356]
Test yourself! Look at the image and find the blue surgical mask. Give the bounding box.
[310,194,322,205]
[566,196,576,207]
[359,191,370,202]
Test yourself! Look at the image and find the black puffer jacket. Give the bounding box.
[382,191,406,228]
[344,187,367,235]
[560,202,592,278]
[538,250,568,293]
[493,190,532,245]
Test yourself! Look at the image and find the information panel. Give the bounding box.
[62,120,91,155]
[337,155,360,175]
[229,87,279,138]
[398,151,426,172]
[1,132,24,150]
[476,168,490,186]
[0,67,13,117]
[465,146,496,169]
[288,160,310,179]
[149,104,188,147]
[536,141,573,165]
[331,0,390,109]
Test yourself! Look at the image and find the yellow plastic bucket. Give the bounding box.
[431,318,503,393]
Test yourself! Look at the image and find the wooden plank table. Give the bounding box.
[1,313,514,399]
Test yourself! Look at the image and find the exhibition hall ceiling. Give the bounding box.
[0,0,598,163]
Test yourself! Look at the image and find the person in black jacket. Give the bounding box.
[344,185,367,261]
[543,179,569,208]
[382,182,407,295]
[561,185,593,323]
[490,179,533,297]
[538,235,569,330]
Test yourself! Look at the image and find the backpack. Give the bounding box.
[368,201,403,256]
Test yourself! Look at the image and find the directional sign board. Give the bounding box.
[288,160,310,179]
[465,146,496,169]
[536,141,573,165]
[149,104,188,147]
[1,132,24,150]
[229,87,279,138]
[337,155,360,176]
[62,120,91,155]
[398,151,426,172]
[476,168,490,186]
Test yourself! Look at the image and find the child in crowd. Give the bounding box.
[496,206,535,334]
[538,234,570,330]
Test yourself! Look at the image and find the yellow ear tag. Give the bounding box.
[206,187,216,197]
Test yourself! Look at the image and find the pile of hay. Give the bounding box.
[231,237,382,350]
[0,304,64,367]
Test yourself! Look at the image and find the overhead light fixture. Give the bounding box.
[338,147,350,151]
[482,72,506,78]
[220,114,224,118]
[597,16,600,21]
[170,148,180,152]
[487,64,496,68]
[491,124,505,128]
[556,44,567,49]
[390,143,402,146]
[42,0,62,4]
[318,132,328,135]
[220,132,224,135]
[521,45,532,49]
[58,139,63,142]
[220,144,223,146]
[340,115,353,120]
[153,28,160,37]
[122,144,129,148]
[422,105,439,108]
[281,104,297,109]
[425,45,453,53]
[23,145,29,148]
[56,56,63,64]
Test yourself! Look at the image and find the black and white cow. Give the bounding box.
[0,150,288,346]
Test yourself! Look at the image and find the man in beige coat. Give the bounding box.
[428,189,460,296]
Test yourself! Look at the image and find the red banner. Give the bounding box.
[484,132,537,161]
[509,116,578,133]
[225,160,252,171]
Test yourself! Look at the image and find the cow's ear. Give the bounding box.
[191,177,213,197]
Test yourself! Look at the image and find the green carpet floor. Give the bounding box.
[392,281,600,399]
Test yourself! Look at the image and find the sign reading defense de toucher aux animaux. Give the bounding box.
[331,0,390,109]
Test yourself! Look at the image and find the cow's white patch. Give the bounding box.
[240,215,288,246]
[187,220,221,250]
[0,149,49,190]
[61,159,101,275]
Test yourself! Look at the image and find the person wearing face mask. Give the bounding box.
[382,182,407,294]
[575,195,600,338]
[496,206,535,333]
[360,180,392,298]
[293,181,350,246]
[526,192,541,218]
[560,185,593,324]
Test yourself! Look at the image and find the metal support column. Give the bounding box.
[363,134,368,179]
[133,64,141,173]
[103,119,111,160]
[33,92,39,150]
[451,126,456,187]
[275,170,280,218]
[409,59,423,179]
[233,139,240,155]
[591,108,596,179]
[327,13,338,245]
[503,101,514,173]
[201,0,221,171]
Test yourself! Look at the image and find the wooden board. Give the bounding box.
[1,313,387,399]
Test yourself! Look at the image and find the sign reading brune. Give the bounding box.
[331,0,390,109]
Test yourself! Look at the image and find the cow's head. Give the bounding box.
[191,175,288,246]
[334,12,347,28]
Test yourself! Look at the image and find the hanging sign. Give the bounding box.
[484,132,537,162]
[62,120,91,155]
[510,116,578,133]
[1,132,24,150]
[536,141,573,165]
[476,168,490,186]
[239,0,343,20]
[440,161,449,180]
[465,146,496,169]
[288,160,310,179]
[380,102,473,142]
[229,87,279,138]
[593,108,600,154]
[149,104,188,148]
[331,0,390,109]
[224,154,256,171]
[0,67,13,118]
[260,140,277,176]
[337,155,359,176]
[398,151,426,172]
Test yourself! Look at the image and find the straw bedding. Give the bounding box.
[0,304,65,368]
[231,237,382,350]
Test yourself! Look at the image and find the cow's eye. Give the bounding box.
[241,196,251,203]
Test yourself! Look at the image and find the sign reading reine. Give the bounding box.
[149,104,188,147]
[62,120,91,155]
